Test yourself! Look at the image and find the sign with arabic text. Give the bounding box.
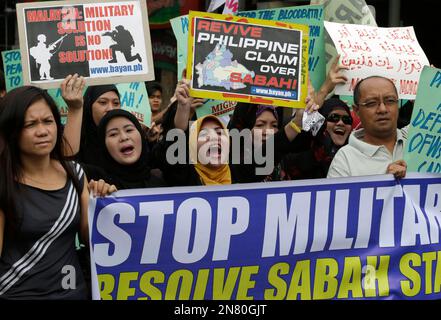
[324,21,430,99]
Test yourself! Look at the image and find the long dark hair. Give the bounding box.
[0,86,81,234]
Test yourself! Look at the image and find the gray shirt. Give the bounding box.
[327,126,408,178]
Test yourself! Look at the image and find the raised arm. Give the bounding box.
[61,74,85,157]
[314,55,349,107]
[173,80,192,131]
[284,92,320,142]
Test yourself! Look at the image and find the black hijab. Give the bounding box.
[228,102,284,131]
[97,109,162,190]
[78,84,120,166]
[316,97,352,157]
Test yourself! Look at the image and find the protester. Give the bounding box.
[0,86,89,299]
[281,97,353,180]
[59,73,86,156]
[228,98,321,183]
[228,103,287,183]
[146,81,163,121]
[312,55,361,130]
[162,114,234,185]
[327,76,407,179]
[74,84,121,167]
[155,80,312,185]
[142,81,164,145]
[152,80,233,185]
[83,109,166,190]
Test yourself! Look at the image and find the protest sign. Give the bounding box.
[1,49,149,125]
[2,50,24,91]
[116,82,151,126]
[187,11,309,108]
[237,5,325,92]
[2,49,70,123]
[89,173,441,300]
[324,21,430,99]
[311,0,377,76]
[171,15,236,119]
[170,15,188,80]
[208,0,239,15]
[16,0,154,89]
[404,66,441,173]
[195,99,237,119]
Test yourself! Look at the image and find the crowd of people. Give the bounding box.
[0,25,421,298]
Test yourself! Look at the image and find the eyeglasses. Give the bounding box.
[327,113,353,125]
[358,97,399,109]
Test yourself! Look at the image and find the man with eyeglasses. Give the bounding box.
[327,75,408,179]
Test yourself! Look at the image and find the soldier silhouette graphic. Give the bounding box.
[29,34,66,80]
[103,25,142,63]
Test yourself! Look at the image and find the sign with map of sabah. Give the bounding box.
[187,11,309,108]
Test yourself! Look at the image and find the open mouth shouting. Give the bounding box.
[120,144,135,156]
[328,124,351,146]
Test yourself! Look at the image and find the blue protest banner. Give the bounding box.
[89,173,441,300]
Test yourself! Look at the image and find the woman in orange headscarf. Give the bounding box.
[189,115,232,185]
[158,114,234,186]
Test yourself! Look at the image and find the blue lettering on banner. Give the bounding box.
[89,173,441,300]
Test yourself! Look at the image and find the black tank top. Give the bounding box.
[0,162,87,299]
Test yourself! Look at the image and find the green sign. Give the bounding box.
[116,82,151,126]
[2,49,24,91]
[403,66,441,173]
[237,5,325,92]
[171,15,236,119]
[170,15,189,80]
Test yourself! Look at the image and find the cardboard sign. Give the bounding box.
[116,81,151,126]
[187,11,309,108]
[237,5,325,92]
[311,0,377,76]
[171,15,235,119]
[325,21,430,99]
[404,66,441,173]
[1,50,24,91]
[16,0,154,89]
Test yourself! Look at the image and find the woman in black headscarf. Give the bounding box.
[228,103,303,183]
[76,85,121,167]
[83,109,165,190]
[280,97,353,180]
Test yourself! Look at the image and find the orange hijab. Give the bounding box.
[189,115,232,185]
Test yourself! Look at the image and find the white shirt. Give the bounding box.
[327,126,408,178]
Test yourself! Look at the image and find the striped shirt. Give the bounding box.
[0,162,87,299]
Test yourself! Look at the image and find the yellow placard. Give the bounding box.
[187,10,309,108]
